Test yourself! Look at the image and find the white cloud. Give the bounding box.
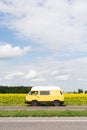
[0,0,87,52]
[5,70,38,80]
[4,69,46,84]
[5,72,24,80]
[55,75,70,81]
[0,43,31,58]
[77,78,87,82]
[1,56,87,90]
[51,70,70,81]
[51,71,59,76]
[23,70,37,79]
[0,78,3,81]
[0,0,87,91]
[31,78,46,82]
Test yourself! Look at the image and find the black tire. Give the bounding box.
[53,100,60,106]
[31,100,38,106]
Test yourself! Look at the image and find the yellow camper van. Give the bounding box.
[25,86,64,106]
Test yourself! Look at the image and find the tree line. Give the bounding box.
[74,89,87,94]
[0,86,87,94]
[0,86,32,93]
[78,89,87,93]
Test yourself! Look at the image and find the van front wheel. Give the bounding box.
[31,100,38,106]
[53,100,60,106]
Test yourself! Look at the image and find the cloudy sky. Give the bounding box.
[0,0,87,92]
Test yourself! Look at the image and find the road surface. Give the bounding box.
[0,117,87,130]
[0,106,87,110]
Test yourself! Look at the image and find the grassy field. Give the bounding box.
[0,93,87,106]
[0,110,87,117]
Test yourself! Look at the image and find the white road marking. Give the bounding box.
[0,118,87,123]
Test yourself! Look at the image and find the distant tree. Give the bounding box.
[78,89,83,93]
[73,91,77,94]
[85,90,87,94]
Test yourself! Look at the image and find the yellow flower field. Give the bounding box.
[64,93,87,106]
[0,93,87,106]
[0,94,26,106]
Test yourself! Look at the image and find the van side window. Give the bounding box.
[40,91,50,95]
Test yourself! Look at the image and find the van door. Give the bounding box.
[38,91,51,102]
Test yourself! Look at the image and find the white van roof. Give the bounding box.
[31,86,61,91]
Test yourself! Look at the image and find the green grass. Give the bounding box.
[0,110,87,117]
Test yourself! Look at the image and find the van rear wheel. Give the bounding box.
[53,100,60,106]
[31,100,38,106]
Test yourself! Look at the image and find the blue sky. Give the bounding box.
[0,0,87,92]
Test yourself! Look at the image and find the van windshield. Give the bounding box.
[28,91,31,95]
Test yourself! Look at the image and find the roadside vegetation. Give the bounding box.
[0,93,87,106]
[0,110,87,117]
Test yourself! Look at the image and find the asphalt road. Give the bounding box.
[0,106,87,110]
[0,117,87,130]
